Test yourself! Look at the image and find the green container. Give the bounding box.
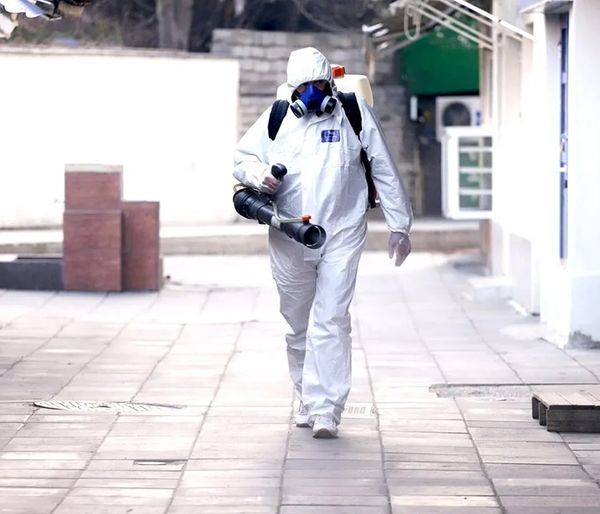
[395,23,480,96]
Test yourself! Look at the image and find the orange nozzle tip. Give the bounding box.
[332,65,346,78]
[302,215,312,222]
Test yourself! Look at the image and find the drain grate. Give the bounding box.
[344,403,377,418]
[430,384,532,399]
[33,400,183,413]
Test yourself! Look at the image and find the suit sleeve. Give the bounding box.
[233,107,273,190]
[358,99,413,234]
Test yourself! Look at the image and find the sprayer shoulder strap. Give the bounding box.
[268,100,289,141]
[337,92,378,209]
[337,92,362,137]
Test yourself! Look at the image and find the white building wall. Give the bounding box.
[490,0,600,344]
[533,15,571,339]
[0,49,239,227]
[566,0,600,343]
[491,0,539,312]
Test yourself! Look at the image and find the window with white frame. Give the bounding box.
[441,126,493,219]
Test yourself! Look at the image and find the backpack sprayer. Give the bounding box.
[232,164,327,249]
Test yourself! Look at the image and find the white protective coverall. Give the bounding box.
[0,0,43,17]
[233,47,412,424]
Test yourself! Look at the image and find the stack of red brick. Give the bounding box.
[63,165,162,292]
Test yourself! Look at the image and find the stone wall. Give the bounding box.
[211,29,421,214]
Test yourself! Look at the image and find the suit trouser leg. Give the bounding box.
[269,234,317,401]
[301,238,365,424]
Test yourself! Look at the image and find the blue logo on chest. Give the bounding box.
[321,129,340,143]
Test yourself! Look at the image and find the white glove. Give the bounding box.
[259,174,282,195]
[388,231,411,267]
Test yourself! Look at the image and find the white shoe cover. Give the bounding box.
[312,415,338,438]
[295,402,311,428]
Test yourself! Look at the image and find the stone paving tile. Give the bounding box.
[393,509,502,514]
[199,419,289,432]
[280,508,387,514]
[58,496,172,507]
[503,509,600,514]
[170,495,278,507]
[186,458,283,471]
[0,422,23,438]
[282,495,388,506]
[181,475,280,487]
[389,484,494,496]
[0,459,89,471]
[480,455,579,466]
[107,423,201,437]
[54,507,167,514]
[169,507,276,514]
[0,467,81,478]
[378,419,467,433]
[190,441,288,459]
[387,469,488,482]
[3,437,102,452]
[500,495,600,508]
[0,451,93,461]
[566,443,600,451]
[74,477,179,488]
[25,414,116,426]
[176,486,280,497]
[570,451,600,465]
[469,427,563,442]
[285,468,385,478]
[86,459,186,472]
[283,484,388,496]
[55,322,125,339]
[0,477,76,487]
[390,494,499,508]
[382,432,474,446]
[116,323,182,341]
[484,463,590,479]
[0,504,58,514]
[0,487,67,511]
[97,435,196,452]
[80,469,180,479]
[385,452,482,464]
[477,441,573,453]
[492,477,600,496]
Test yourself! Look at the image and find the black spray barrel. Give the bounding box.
[232,164,326,249]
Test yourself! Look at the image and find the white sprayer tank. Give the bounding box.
[331,65,374,107]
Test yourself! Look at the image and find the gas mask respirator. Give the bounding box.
[290,83,337,118]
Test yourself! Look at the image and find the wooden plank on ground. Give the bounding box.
[532,389,600,433]
[547,408,600,433]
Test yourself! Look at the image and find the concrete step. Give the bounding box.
[0,218,480,255]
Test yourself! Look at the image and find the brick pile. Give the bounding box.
[63,165,162,292]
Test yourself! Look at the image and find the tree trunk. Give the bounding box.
[156,0,195,49]
[233,0,245,17]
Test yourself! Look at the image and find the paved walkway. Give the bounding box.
[1,251,600,513]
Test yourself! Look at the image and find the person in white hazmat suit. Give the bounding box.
[234,47,412,438]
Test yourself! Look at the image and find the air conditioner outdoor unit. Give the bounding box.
[435,95,482,142]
